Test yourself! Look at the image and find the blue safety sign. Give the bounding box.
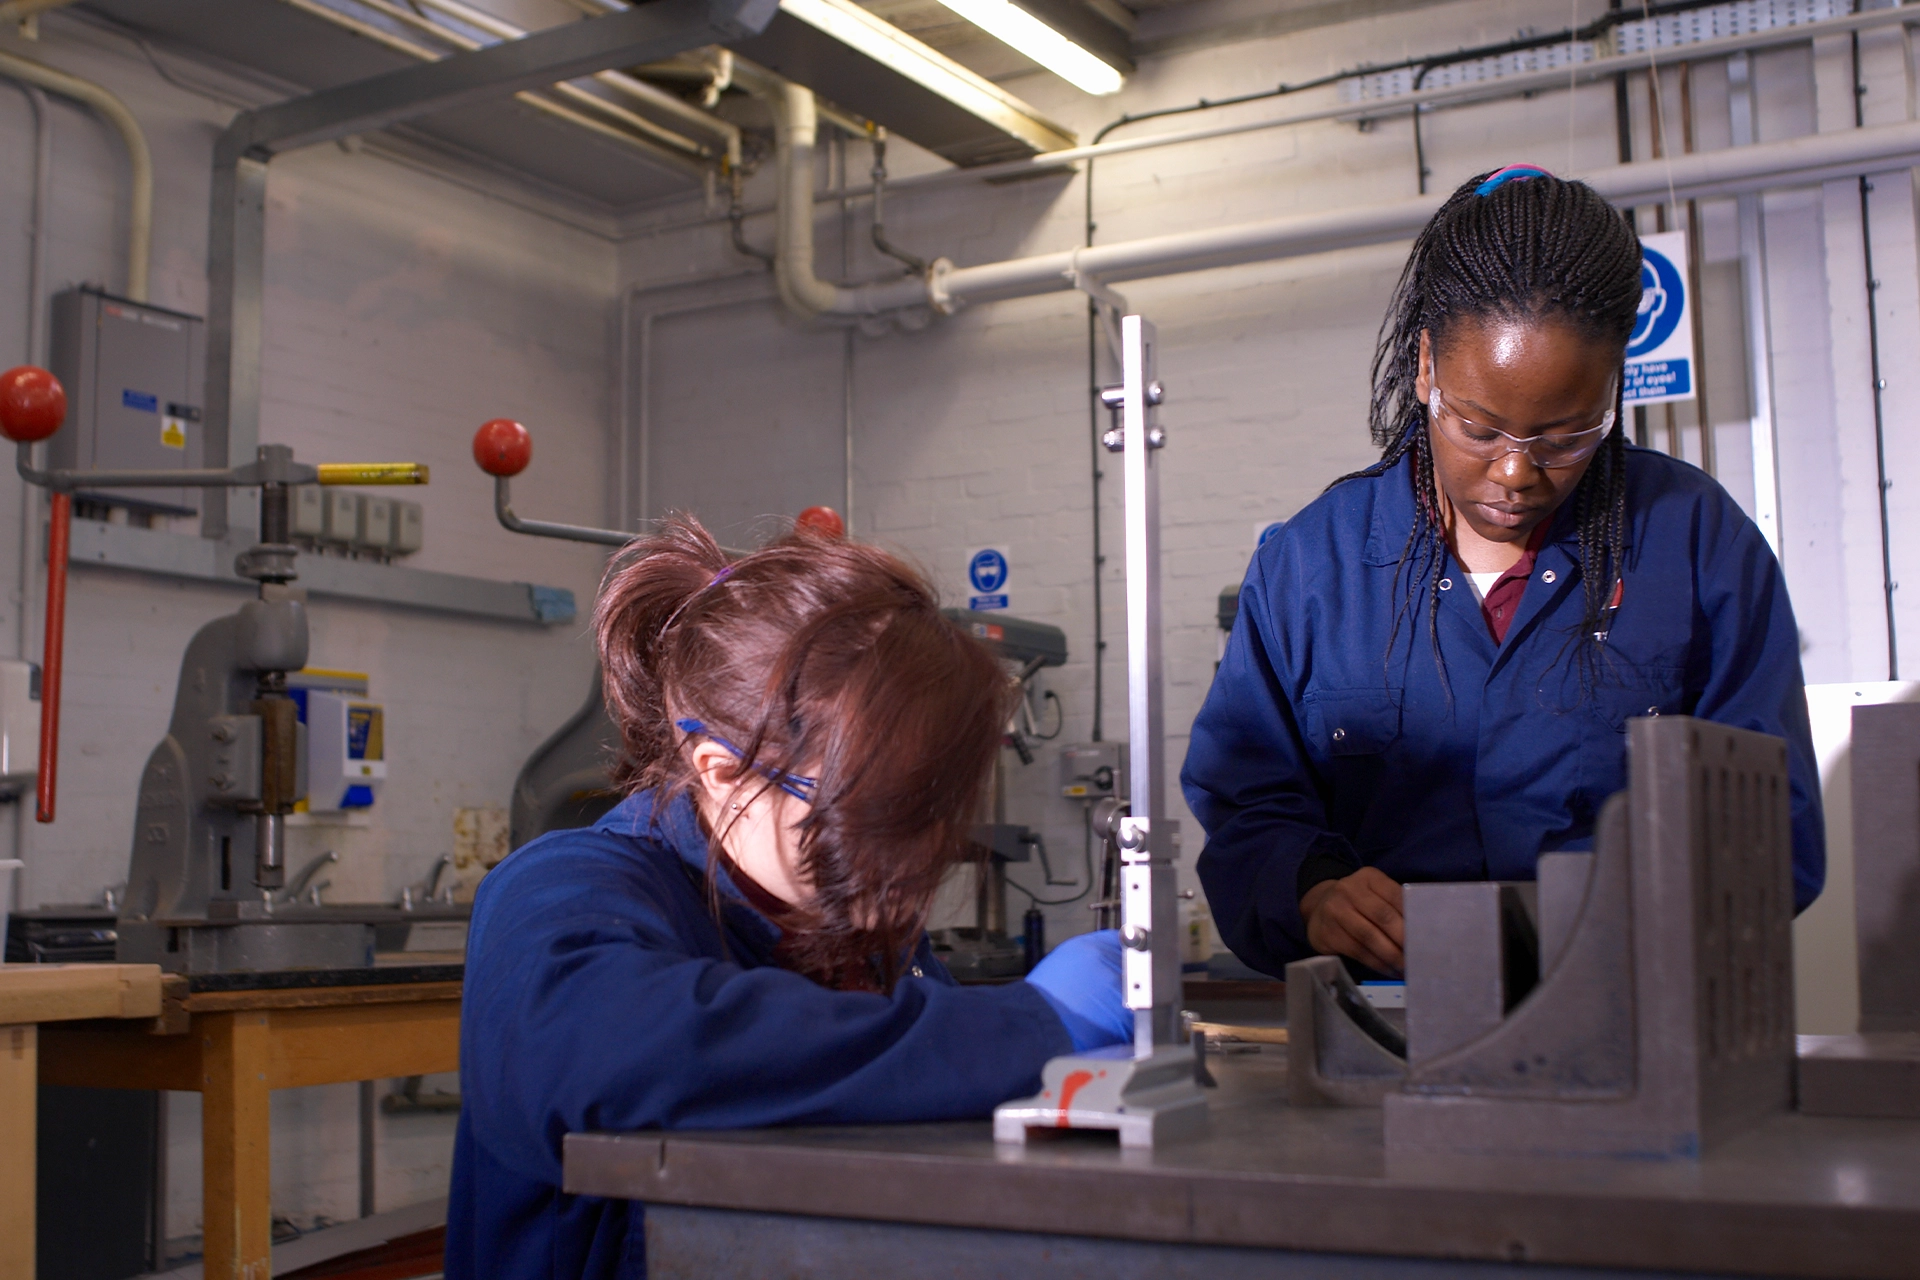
[966,547,1010,611]
[1623,231,1695,406]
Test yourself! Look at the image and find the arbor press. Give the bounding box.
[0,365,428,972]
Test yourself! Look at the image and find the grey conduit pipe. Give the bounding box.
[825,115,1920,321]
[0,48,151,302]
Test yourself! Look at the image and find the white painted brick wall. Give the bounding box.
[622,0,1920,951]
[0,13,618,1242]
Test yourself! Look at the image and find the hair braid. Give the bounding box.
[1336,169,1643,687]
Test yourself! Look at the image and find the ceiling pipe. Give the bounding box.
[828,115,1920,320]
[733,64,946,324]
[0,48,151,302]
[407,0,743,165]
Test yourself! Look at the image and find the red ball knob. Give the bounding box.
[796,506,844,539]
[0,366,65,443]
[473,418,532,477]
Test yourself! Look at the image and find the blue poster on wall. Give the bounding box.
[966,547,1010,611]
[1623,230,1696,406]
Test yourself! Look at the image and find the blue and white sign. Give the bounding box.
[966,546,1010,612]
[1623,230,1695,406]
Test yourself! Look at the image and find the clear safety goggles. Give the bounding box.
[1426,377,1616,469]
[675,718,818,803]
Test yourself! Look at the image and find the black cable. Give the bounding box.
[1030,688,1064,740]
[1855,24,1899,678]
[1004,825,1094,906]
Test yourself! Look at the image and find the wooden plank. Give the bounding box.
[0,1024,36,1280]
[202,1011,274,1280]
[0,962,164,1024]
[182,979,461,1014]
[39,1021,205,1091]
[266,1000,460,1089]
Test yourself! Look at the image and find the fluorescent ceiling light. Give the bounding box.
[775,0,1079,156]
[933,0,1125,96]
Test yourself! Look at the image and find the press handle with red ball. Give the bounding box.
[0,366,69,823]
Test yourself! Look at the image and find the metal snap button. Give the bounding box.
[1332,727,1347,743]
[1646,706,1660,716]
[1439,577,1453,591]
[1542,569,1557,584]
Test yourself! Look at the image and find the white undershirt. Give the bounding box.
[1466,571,1503,600]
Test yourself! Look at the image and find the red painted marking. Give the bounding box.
[1055,1070,1095,1126]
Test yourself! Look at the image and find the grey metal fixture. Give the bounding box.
[994,314,1207,1148]
[1798,699,1920,1119]
[1382,716,1796,1159]
[202,0,779,538]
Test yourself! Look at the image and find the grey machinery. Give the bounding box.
[1,376,437,972]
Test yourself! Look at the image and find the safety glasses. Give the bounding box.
[675,718,818,803]
[1426,375,1616,469]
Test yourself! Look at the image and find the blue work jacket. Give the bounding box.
[446,791,1070,1279]
[1181,445,1823,977]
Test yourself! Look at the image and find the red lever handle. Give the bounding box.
[0,366,69,823]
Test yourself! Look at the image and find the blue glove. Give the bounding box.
[1024,929,1133,1052]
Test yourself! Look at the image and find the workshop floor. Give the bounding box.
[280,1226,445,1280]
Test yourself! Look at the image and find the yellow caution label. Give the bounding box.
[160,416,187,450]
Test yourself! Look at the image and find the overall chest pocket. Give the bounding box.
[1303,688,1404,758]
[1579,663,1689,786]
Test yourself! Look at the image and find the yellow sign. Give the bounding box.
[160,416,187,450]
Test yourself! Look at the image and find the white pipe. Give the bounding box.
[0,48,150,302]
[732,68,877,323]
[830,116,1920,318]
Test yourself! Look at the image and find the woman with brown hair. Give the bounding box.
[446,515,1130,1279]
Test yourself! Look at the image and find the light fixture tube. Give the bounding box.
[933,0,1124,96]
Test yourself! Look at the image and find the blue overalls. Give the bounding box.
[446,791,1070,1278]
[1181,445,1823,977]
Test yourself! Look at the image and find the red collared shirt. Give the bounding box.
[1479,521,1552,644]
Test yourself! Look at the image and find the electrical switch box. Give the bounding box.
[358,496,392,551]
[323,490,361,544]
[290,485,326,539]
[290,670,385,812]
[1060,742,1127,800]
[0,659,39,798]
[390,499,423,555]
[47,288,205,516]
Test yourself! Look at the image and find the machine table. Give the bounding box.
[566,1053,1920,1280]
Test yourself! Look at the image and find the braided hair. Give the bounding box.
[1342,167,1643,687]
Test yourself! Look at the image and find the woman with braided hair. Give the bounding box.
[1182,166,1822,978]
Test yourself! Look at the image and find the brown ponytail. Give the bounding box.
[593,514,1013,992]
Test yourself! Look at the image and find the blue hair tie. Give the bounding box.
[1475,164,1554,197]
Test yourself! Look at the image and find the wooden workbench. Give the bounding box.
[36,969,461,1280]
[1,963,164,1279]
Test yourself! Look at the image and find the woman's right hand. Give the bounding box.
[1024,929,1132,1052]
[1300,867,1404,975]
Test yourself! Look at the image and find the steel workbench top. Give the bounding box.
[564,1053,1920,1278]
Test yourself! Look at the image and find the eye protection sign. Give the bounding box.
[1623,230,1696,406]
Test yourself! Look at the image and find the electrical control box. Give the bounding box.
[1059,742,1127,800]
[47,288,205,516]
[358,495,392,550]
[290,670,385,812]
[291,485,325,539]
[0,659,39,798]
[323,490,361,544]
[390,499,424,555]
